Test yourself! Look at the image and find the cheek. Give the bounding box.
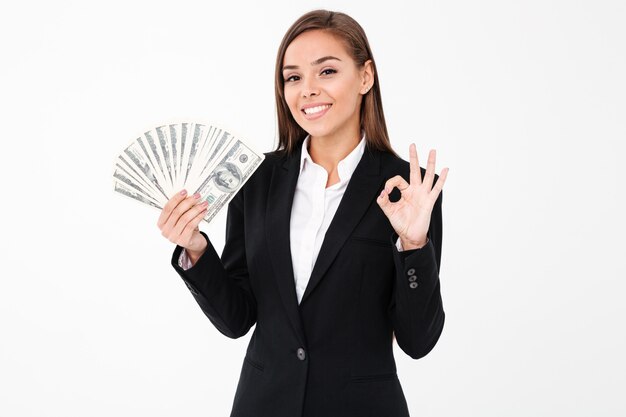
[328,78,361,106]
[284,88,300,116]
[331,92,359,117]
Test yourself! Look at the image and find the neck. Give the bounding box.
[308,130,361,173]
[307,129,361,189]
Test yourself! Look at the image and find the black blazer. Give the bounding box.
[171,142,445,417]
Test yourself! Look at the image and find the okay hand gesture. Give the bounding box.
[377,144,449,250]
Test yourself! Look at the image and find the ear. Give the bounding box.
[360,59,374,95]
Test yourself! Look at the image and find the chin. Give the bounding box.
[297,121,335,139]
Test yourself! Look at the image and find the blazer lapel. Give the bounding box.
[265,145,307,346]
[300,148,384,305]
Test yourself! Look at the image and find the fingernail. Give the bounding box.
[193,192,201,199]
[180,189,187,196]
[201,201,209,207]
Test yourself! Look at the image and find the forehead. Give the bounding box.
[283,30,351,66]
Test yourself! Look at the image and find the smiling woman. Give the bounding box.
[274,11,396,159]
[281,30,370,169]
[157,9,449,417]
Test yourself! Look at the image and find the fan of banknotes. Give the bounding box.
[113,122,264,224]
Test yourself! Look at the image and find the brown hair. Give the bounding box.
[274,10,396,156]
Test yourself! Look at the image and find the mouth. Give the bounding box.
[301,104,332,120]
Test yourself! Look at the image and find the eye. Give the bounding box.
[321,68,337,76]
[284,74,300,82]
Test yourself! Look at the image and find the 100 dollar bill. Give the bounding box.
[195,139,263,223]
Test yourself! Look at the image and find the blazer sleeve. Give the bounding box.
[170,188,257,339]
[388,190,444,360]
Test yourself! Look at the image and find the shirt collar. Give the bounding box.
[299,134,366,183]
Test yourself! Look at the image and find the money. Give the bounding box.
[195,139,263,223]
[113,122,264,223]
[114,181,162,209]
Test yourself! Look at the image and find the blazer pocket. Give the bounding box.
[243,356,265,373]
[350,373,397,383]
[350,236,392,248]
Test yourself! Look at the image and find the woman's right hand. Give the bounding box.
[157,189,208,263]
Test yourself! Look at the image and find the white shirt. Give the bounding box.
[290,135,366,304]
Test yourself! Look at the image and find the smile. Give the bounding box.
[302,104,332,119]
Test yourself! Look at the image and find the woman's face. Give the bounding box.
[282,30,372,143]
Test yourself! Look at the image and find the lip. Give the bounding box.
[301,103,332,120]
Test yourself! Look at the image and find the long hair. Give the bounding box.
[274,10,396,156]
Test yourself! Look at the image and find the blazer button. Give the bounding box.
[297,348,306,361]
[407,268,416,276]
[409,282,419,289]
[408,275,417,282]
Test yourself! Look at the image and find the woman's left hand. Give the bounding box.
[377,144,449,250]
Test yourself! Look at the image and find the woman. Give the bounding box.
[158,9,448,417]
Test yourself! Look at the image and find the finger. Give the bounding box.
[409,143,421,185]
[424,149,437,189]
[171,199,209,241]
[376,188,394,217]
[383,175,409,194]
[431,167,449,197]
[170,198,207,240]
[161,193,202,238]
[179,209,209,250]
[157,189,188,228]
[167,193,202,226]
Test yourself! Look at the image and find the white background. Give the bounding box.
[1,0,624,416]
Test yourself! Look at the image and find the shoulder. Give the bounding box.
[262,149,290,167]
[379,150,408,173]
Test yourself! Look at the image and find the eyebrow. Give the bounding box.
[282,56,342,71]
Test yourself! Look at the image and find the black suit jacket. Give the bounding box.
[171,142,445,417]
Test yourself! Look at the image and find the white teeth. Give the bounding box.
[303,104,331,115]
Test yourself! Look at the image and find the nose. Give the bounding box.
[301,77,319,98]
